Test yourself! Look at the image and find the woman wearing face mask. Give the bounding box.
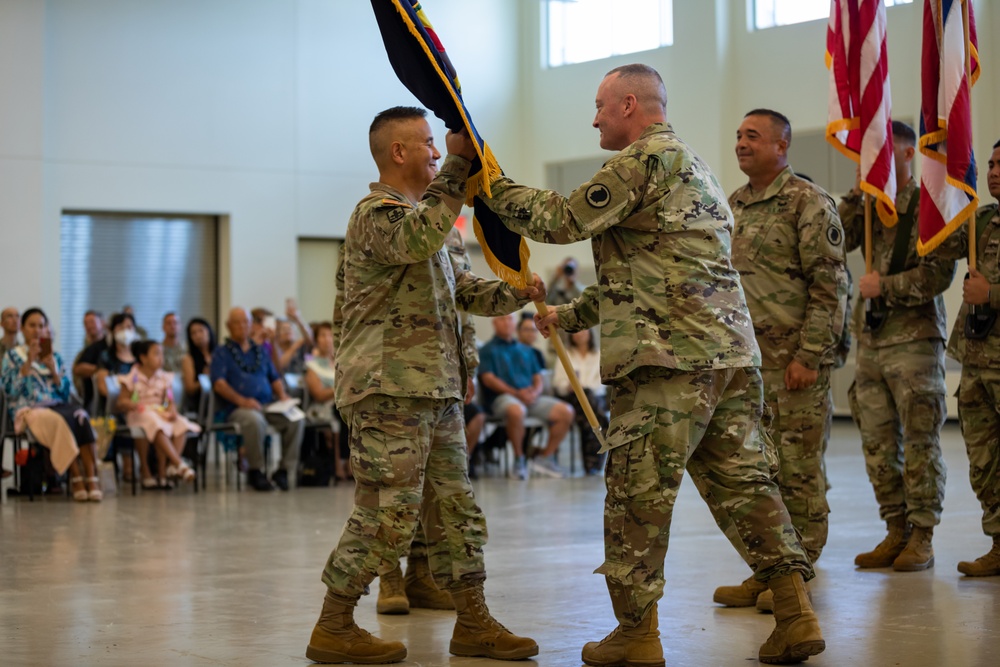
[95,313,149,484]
[1,307,102,501]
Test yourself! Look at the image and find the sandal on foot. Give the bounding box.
[70,476,88,502]
[141,477,159,490]
[177,464,196,482]
[86,477,103,502]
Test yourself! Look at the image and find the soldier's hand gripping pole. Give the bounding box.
[534,300,606,449]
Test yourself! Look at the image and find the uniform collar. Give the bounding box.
[369,182,417,207]
[637,122,673,140]
[735,166,795,206]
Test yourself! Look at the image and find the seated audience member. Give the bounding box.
[478,313,574,480]
[180,317,216,414]
[275,298,314,374]
[211,307,304,492]
[118,340,198,488]
[517,312,547,370]
[1,308,101,501]
[1,307,19,359]
[121,305,149,339]
[96,313,154,483]
[552,328,609,475]
[250,307,279,370]
[72,310,108,409]
[304,321,350,482]
[464,380,486,479]
[160,312,186,373]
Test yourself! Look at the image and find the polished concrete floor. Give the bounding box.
[1,420,999,666]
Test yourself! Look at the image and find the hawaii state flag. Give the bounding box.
[370,0,530,287]
[917,0,980,255]
[826,0,898,227]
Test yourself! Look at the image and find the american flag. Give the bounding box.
[826,0,898,227]
[918,0,980,255]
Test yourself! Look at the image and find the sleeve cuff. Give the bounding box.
[793,349,823,371]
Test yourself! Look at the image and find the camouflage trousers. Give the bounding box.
[322,395,487,598]
[848,339,947,528]
[601,366,812,627]
[957,366,1000,537]
[709,367,832,566]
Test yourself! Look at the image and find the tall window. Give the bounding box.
[546,0,673,68]
[754,0,913,30]
[60,212,218,359]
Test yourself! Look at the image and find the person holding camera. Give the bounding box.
[550,257,586,306]
[2,307,101,501]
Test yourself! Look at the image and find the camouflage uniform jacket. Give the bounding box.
[335,155,527,408]
[444,228,481,372]
[946,203,1000,368]
[838,179,954,348]
[481,122,759,382]
[729,167,849,370]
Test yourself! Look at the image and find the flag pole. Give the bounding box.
[864,193,873,273]
[963,0,977,271]
[534,297,606,448]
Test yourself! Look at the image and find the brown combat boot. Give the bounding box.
[581,605,664,667]
[756,581,811,613]
[893,526,934,571]
[758,573,825,664]
[958,536,1000,576]
[855,517,911,568]
[376,563,409,615]
[449,585,538,660]
[404,555,455,610]
[305,590,407,664]
[713,575,768,607]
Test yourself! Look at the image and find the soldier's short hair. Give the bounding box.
[605,63,667,112]
[745,108,792,146]
[369,106,429,162]
[994,138,1000,150]
[891,120,917,146]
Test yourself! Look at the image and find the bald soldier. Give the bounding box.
[479,64,824,666]
[305,106,542,664]
[714,109,849,611]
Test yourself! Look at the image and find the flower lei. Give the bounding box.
[225,339,264,374]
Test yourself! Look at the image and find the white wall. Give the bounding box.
[0,0,523,343]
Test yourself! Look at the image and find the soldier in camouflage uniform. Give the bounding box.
[480,64,824,667]
[714,109,849,612]
[945,139,1000,577]
[839,121,953,572]
[306,107,541,664]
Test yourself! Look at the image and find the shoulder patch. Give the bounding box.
[386,208,405,223]
[585,183,612,208]
[826,225,843,246]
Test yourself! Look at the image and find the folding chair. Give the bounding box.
[102,375,155,496]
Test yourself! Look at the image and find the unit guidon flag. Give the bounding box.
[370,0,530,287]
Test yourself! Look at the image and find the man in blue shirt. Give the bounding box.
[479,313,574,479]
[211,307,304,491]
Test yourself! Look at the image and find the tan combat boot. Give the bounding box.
[958,536,1000,576]
[305,590,407,664]
[404,555,455,610]
[855,517,911,568]
[581,605,664,667]
[756,582,811,613]
[758,573,825,664]
[893,526,934,571]
[376,563,409,615]
[449,585,538,660]
[713,575,768,607]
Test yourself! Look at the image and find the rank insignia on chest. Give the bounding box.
[386,208,405,223]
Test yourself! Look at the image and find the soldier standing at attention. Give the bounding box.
[715,109,849,611]
[839,120,953,573]
[480,64,825,666]
[305,106,542,664]
[946,139,1000,577]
